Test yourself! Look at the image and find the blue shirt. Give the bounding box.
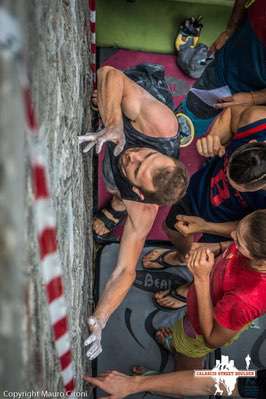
[188,118,266,222]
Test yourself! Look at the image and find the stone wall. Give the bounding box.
[22,0,94,393]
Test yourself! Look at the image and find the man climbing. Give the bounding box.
[79,65,188,359]
[143,105,266,311]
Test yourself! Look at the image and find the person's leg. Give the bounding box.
[207,104,250,142]
[211,104,266,138]
[155,327,205,371]
[143,197,194,270]
[163,222,193,261]
[236,105,266,130]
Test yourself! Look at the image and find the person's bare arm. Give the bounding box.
[94,201,158,322]
[175,215,238,238]
[209,0,246,54]
[79,66,177,154]
[85,201,158,360]
[216,89,266,110]
[187,248,238,348]
[191,241,232,257]
[84,369,239,398]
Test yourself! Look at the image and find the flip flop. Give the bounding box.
[93,204,127,244]
[142,249,185,271]
[152,288,187,312]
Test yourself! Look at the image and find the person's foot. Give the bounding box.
[155,327,175,352]
[143,248,185,270]
[154,284,190,310]
[93,196,126,237]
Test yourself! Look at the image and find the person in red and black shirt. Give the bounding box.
[143,105,266,311]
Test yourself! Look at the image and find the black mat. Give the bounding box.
[221,314,266,371]
[94,243,266,398]
[94,244,193,399]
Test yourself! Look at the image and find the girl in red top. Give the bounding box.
[156,209,266,371]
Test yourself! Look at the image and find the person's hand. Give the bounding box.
[208,29,233,54]
[175,215,208,235]
[196,135,225,158]
[79,123,126,156]
[186,247,215,281]
[83,370,136,399]
[215,92,255,109]
[190,242,222,257]
[84,316,104,360]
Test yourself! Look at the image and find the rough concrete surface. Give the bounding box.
[13,0,94,394]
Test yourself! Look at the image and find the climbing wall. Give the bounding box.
[21,0,94,393]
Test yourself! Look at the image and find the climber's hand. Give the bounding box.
[85,316,104,360]
[79,123,125,156]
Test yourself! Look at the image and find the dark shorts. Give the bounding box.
[165,194,228,243]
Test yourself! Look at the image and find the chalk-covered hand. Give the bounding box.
[79,123,126,156]
[85,316,104,360]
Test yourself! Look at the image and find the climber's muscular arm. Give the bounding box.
[98,66,178,138]
[94,200,158,324]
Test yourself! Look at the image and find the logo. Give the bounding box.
[194,354,256,395]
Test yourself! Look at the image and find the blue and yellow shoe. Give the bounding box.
[176,112,195,147]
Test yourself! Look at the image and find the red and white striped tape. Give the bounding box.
[22,72,76,397]
[0,7,76,396]
[89,0,96,89]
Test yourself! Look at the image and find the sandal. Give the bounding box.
[90,90,99,112]
[155,328,174,353]
[142,249,185,271]
[93,204,127,243]
[153,288,187,312]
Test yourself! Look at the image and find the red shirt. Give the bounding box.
[248,0,266,46]
[187,244,266,334]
